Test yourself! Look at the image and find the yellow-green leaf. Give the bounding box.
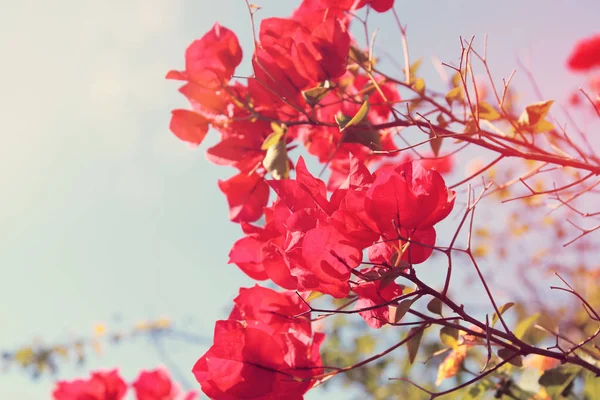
[261,130,284,150]
[429,133,442,156]
[305,291,323,302]
[446,86,464,106]
[262,138,289,180]
[338,101,369,132]
[389,299,414,323]
[520,100,554,125]
[463,119,478,134]
[349,45,373,69]
[518,100,554,133]
[584,370,600,399]
[440,326,459,350]
[412,78,426,95]
[491,302,515,328]
[302,86,330,106]
[531,119,554,134]
[427,298,443,316]
[514,313,539,339]
[498,348,523,367]
[477,101,501,121]
[407,326,425,364]
[451,71,464,88]
[341,124,381,150]
[407,58,423,83]
[464,380,495,400]
[436,114,448,128]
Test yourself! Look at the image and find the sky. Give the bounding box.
[1,0,599,398]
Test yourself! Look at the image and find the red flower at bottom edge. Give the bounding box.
[52,370,127,400]
[193,320,324,400]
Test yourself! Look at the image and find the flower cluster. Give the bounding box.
[166,1,461,399]
[194,286,325,399]
[52,368,196,400]
[166,0,413,225]
[229,156,455,300]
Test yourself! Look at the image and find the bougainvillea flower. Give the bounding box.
[166,23,242,88]
[367,226,436,265]
[567,34,600,72]
[228,201,298,289]
[365,161,456,232]
[259,16,350,86]
[317,0,394,13]
[133,368,197,400]
[359,0,395,12]
[52,370,127,400]
[295,223,362,298]
[397,153,454,175]
[193,320,324,400]
[291,0,350,29]
[169,109,210,145]
[229,285,311,335]
[218,172,270,223]
[177,82,230,119]
[268,157,333,214]
[352,267,404,328]
[205,135,265,172]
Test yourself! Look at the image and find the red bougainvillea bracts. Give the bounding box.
[133,369,197,400]
[53,370,127,400]
[53,369,197,400]
[566,33,600,71]
[228,156,454,297]
[165,1,463,398]
[193,320,325,400]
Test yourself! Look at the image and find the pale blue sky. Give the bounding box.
[1,0,599,398]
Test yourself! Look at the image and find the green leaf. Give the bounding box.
[406,58,423,83]
[520,100,554,126]
[477,101,501,121]
[388,299,414,323]
[446,86,464,106]
[491,302,515,328]
[451,71,463,88]
[261,129,284,150]
[436,113,448,128]
[302,86,330,106]
[463,119,478,134]
[412,77,426,95]
[513,313,539,339]
[464,379,495,400]
[584,370,600,399]
[517,100,555,133]
[338,101,369,132]
[440,326,459,350]
[427,298,443,316]
[497,348,523,367]
[378,267,404,290]
[305,291,323,302]
[262,137,289,179]
[531,119,554,134]
[429,133,442,157]
[340,124,381,150]
[539,366,580,398]
[406,326,425,364]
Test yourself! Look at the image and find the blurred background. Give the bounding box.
[1,0,599,398]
